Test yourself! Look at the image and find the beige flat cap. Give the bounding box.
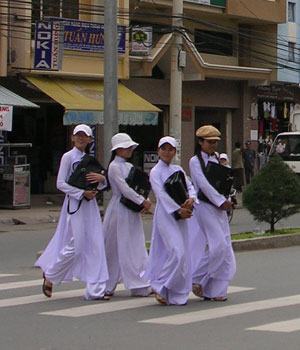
[196,125,221,140]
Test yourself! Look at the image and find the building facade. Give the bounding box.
[1,0,299,194]
[128,0,295,170]
[0,0,159,193]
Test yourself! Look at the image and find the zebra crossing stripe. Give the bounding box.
[227,286,254,294]
[40,298,155,317]
[0,284,127,308]
[246,318,300,333]
[39,286,254,318]
[0,279,41,291]
[0,289,85,307]
[139,294,300,325]
[0,274,20,278]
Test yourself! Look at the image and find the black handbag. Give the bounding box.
[197,156,233,204]
[67,154,106,215]
[67,154,106,191]
[164,170,189,206]
[120,166,151,212]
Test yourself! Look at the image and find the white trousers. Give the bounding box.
[45,238,106,300]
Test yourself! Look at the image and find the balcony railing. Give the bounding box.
[184,0,226,7]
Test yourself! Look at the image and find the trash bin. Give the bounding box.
[0,164,31,208]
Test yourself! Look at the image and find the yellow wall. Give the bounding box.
[8,0,129,79]
[226,0,286,24]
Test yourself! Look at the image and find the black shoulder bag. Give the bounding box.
[164,170,189,220]
[67,154,106,214]
[197,153,233,205]
[120,167,151,212]
[164,170,188,206]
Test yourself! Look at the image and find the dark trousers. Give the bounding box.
[244,167,254,184]
[232,168,244,192]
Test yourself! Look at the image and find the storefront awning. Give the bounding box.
[26,76,160,125]
[0,85,39,108]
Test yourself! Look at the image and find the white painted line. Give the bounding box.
[40,285,253,318]
[0,279,41,291]
[227,286,255,294]
[139,294,300,325]
[188,286,254,301]
[40,298,155,317]
[0,289,85,307]
[0,284,127,308]
[0,274,20,278]
[247,318,300,333]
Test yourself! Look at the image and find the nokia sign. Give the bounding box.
[34,21,63,70]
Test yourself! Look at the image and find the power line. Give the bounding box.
[1,1,300,72]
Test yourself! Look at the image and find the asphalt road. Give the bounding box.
[0,224,300,350]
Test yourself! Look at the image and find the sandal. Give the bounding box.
[203,296,227,302]
[192,283,203,298]
[97,295,111,301]
[212,297,227,302]
[104,291,114,297]
[42,273,53,298]
[87,295,111,301]
[155,293,167,305]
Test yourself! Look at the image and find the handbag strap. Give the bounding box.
[196,152,220,206]
[67,196,83,215]
[196,151,219,175]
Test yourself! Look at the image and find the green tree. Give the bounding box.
[243,155,300,232]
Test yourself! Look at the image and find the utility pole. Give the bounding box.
[104,0,118,168]
[169,0,183,164]
[0,0,8,77]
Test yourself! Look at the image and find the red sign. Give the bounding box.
[0,105,13,131]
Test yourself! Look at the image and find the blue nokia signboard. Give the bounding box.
[34,21,62,70]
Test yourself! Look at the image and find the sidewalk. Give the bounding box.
[0,194,65,225]
[0,194,152,226]
[1,193,300,252]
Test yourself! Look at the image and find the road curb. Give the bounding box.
[232,233,300,251]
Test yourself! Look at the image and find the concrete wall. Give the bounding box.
[278,0,300,84]
[124,78,241,172]
[227,0,286,24]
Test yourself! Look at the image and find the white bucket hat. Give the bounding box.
[111,133,138,151]
[219,153,229,161]
[158,136,177,149]
[73,124,93,137]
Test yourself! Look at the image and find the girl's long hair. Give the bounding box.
[104,150,117,192]
[109,150,117,165]
[195,138,203,156]
[84,143,91,154]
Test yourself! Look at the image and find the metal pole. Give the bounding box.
[169,0,183,164]
[0,0,8,76]
[104,0,118,168]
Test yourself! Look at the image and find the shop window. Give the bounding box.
[194,30,234,56]
[32,0,79,22]
[288,2,296,23]
[288,42,295,62]
[152,65,165,79]
[270,135,300,161]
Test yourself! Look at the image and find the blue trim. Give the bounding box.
[63,110,158,126]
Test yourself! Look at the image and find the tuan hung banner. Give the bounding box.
[63,19,126,53]
[34,21,63,70]
[0,105,13,131]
